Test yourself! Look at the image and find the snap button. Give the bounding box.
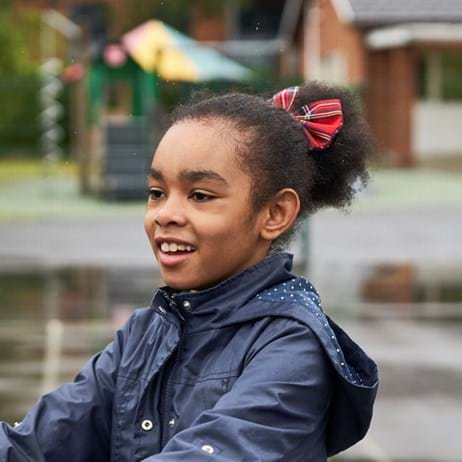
[201,444,214,454]
[158,305,167,314]
[168,417,176,428]
[141,419,153,431]
[182,300,191,310]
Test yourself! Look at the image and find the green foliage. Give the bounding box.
[155,67,303,115]
[0,75,41,156]
[0,3,41,155]
[110,0,187,34]
[0,4,66,156]
[12,8,42,71]
[0,7,24,73]
[0,75,72,158]
[111,0,250,35]
[0,3,40,74]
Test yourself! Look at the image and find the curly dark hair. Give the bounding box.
[170,81,374,251]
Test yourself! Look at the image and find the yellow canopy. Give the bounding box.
[122,20,250,82]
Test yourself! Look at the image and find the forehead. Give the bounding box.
[152,120,243,181]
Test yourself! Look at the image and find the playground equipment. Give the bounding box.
[81,20,250,200]
[40,58,64,163]
[40,10,81,169]
[84,46,158,200]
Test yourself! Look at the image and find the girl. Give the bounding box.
[0,81,378,461]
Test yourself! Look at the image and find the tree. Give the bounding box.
[0,5,24,73]
[109,0,249,36]
[0,2,39,74]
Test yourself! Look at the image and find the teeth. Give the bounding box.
[160,242,195,253]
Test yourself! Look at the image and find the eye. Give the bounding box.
[148,188,165,200]
[190,191,215,202]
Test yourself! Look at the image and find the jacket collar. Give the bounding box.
[156,252,295,332]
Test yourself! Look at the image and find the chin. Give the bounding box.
[160,272,196,291]
[163,279,191,291]
[161,272,216,292]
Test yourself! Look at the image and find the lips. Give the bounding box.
[154,237,197,267]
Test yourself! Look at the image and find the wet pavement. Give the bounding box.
[1,166,462,461]
[335,318,462,462]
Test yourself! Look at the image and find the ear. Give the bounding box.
[259,188,300,242]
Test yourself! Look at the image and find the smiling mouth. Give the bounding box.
[156,240,197,267]
[158,241,196,254]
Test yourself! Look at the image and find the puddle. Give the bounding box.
[0,265,161,423]
[354,263,462,319]
[360,263,462,303]
[310,261,462,320]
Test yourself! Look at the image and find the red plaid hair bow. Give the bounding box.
[272,86,344,151]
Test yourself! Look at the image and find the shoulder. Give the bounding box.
[244,315,330,375]
[129,306,158,329]
[240,276,378,387]
[114,306,165,349]
[240,276,379,457]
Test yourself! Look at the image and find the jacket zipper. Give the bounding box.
[160,307,185,448]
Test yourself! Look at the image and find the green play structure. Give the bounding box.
[84,51,159,200]
[88,54,158,124]
[77,20,250,200]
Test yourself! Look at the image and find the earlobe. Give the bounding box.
[260,189,300,242]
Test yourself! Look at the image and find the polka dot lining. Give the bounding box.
[255,277,363,384]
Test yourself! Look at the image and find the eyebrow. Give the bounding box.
[149,168,229,186]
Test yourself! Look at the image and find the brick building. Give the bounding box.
[189,0,302,75]
[303,0,462,167]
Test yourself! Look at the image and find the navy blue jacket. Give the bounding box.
[0,253,378,461]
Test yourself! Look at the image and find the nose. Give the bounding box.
[153,198,187,228]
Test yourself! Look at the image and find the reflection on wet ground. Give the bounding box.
[0,265,162,422]
[0,262,461,461]
[323,263,462,461]
[319,262,462,321]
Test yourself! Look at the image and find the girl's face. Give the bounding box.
[144,120,270,290]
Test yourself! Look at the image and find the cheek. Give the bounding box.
[144,210,154,236]
[199,213,248,244]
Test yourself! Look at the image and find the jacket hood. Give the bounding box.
[163,252,379,456]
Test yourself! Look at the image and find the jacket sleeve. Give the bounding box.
[144,318,334,462]
[0,313,135,462]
